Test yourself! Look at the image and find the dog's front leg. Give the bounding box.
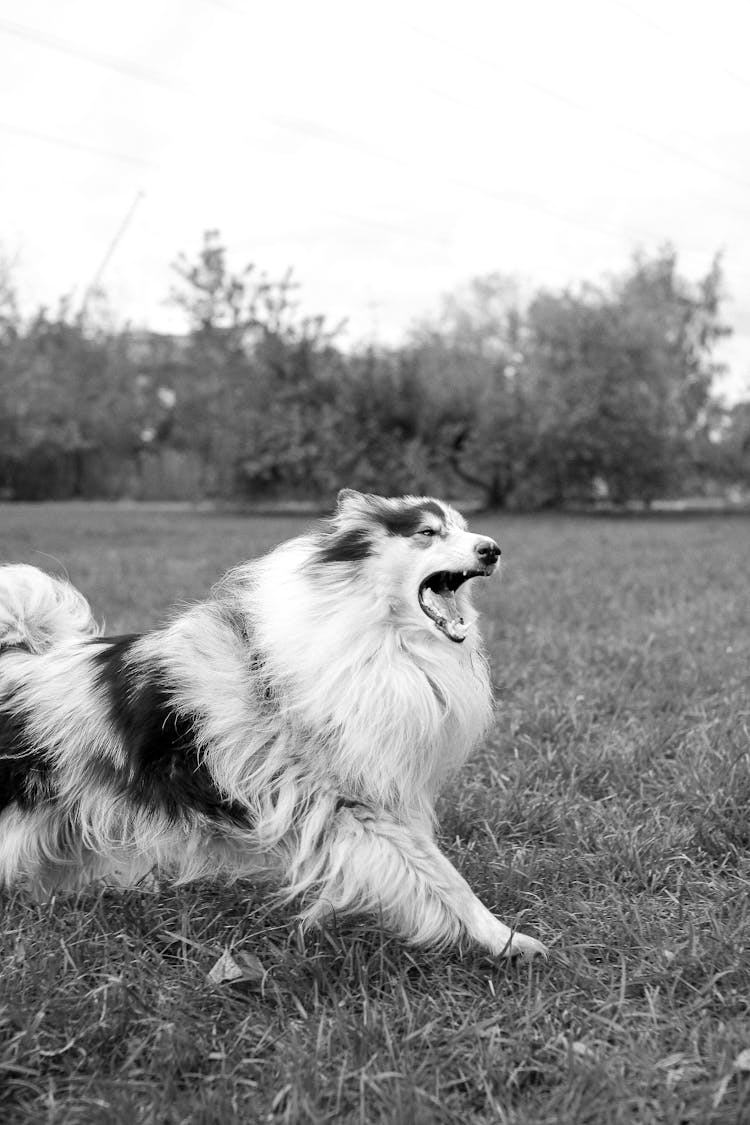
[302,808,547,959]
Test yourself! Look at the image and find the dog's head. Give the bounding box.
[313,490,501,643]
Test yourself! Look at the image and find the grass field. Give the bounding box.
[1,503,750,1125]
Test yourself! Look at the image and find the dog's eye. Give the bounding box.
[419,528,436,538]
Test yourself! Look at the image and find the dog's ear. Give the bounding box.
[336,488,363,510]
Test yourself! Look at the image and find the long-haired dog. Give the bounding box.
[0,491,546,958]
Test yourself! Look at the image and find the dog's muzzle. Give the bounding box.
[418,538,500,643]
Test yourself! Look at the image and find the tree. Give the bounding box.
[408,274,534,507]
[168,231,345,496]
[525,246,731,505]
[0,250,145,499]
[704,400,750,488]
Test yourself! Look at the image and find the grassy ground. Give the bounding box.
[1,503,749,1125]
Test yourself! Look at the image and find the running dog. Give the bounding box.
[0,490,546,958]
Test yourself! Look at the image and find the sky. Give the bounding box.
[1,0,749,399]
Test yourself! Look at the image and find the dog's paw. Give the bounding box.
[504,931,548,959]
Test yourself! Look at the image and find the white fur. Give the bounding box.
[0,494,547,959]
[0,564,98,653]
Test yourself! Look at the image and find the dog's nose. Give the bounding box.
[475,538,501,565]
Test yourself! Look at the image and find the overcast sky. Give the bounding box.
[1,0,749,398]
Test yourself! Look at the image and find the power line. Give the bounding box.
[326,208,450,249]
[0,112,453,254]
[0,14,743,266]
[423,81,750,227]
[5,9,747,203]
[0,15,188,95]
[199,0,248,14]
[0,7,668,251]
[0,118,156,168]
[0,101,725,267]
[272,113,688,249]
[609,0,750,93]
[0,102,450,253]
[403,19,750,198]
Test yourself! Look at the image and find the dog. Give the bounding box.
[0,490,546,959]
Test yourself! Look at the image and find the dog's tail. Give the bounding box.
[0,564,99,654]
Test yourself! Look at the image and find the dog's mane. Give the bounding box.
[203,515,493,819]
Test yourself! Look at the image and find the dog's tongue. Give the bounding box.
[421,586,468,641]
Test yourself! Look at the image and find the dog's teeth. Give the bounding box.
[445,618,469,641]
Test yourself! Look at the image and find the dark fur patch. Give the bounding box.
[92,636,248,825]
[335,796,368,812]
[0,709,54,813]
[218,604,252,646]
[375,500,446,537]
[313,528,373,565]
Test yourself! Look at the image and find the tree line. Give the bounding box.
[1,231,748,508]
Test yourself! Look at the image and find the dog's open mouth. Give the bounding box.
[418,569,488,643]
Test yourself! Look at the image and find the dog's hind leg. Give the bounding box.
[298,808,547,959]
